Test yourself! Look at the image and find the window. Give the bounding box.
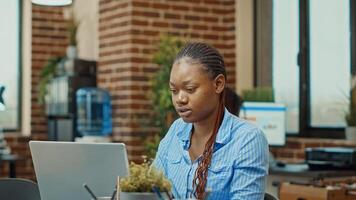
[256,0,355,138]
[309,0,350,128]
[299,0,352,138]
[272,0,300,134]
[0,0,21,131]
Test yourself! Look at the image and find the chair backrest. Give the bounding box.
[265,192,278,200]
[0,178,41,200]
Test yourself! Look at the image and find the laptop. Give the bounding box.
[29,141,129,200]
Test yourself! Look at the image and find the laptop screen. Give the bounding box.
[30,141,129,200]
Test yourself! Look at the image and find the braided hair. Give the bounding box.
[174,42,226,199]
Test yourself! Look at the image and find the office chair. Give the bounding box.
[265,192,278,200]
[0,178,41,200]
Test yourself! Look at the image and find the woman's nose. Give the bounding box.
[177,91,188,105]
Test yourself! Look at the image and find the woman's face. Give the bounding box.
[169,59,224,123]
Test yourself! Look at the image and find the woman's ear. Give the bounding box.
[214,74,225,94]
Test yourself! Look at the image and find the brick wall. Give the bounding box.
[31,5,68,135]
[98,0,236,162]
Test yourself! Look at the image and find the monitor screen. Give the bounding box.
[240,102,286,146]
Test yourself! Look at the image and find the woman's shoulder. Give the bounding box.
[165,117,188,136]
[228,113,267,146]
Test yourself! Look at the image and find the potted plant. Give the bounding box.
[119,160,172,200]
[240,87,284,121]
[242,87,275,102]
[38,56,63,105]
[345,82,356,140]
[66,13,79,59]
[143,35,184,159]
[240,87,286,147]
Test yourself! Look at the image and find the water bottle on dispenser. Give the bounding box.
[76,87,112,142]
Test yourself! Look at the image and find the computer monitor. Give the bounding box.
[29,141,129,200]
[240,102,286,146]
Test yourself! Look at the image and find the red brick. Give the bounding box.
[193,25,208,31]
[172,23,189,29]
[132,1,150,7]
[185,15,200,21]
[193,7,210,13]
[152,21,169,28]
[99,2,129,14]
[171,5,190,11]
[202,16,219,22]
[164,13,181,20]
[132,10,160,18]
[212,8,229,14]
[152,2,170,9]
[132,19,149,26]
[142,30,159,36]
[203,34,219,40]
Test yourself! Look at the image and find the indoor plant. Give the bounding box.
[241,87,286,146]
[242,87,275,102]
[119,160,172,200]
[144,35,184,159]
[66,12,79,58]
[38,56,63,104]
[345,82,356,140]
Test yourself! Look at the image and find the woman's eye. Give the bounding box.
[186,88,195,93]
[170,89,178,94]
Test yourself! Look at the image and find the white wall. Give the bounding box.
[21,0,31,136]
[236,0,254,94]
[71,0,99,60]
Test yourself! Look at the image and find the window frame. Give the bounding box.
[2,0,22,132]
[298,0,354,138]
[253,0,355,138]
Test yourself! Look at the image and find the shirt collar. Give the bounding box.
[176,108,233,145]
[215,108,233,144]
[176,121,192,142]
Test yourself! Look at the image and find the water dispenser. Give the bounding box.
[76,87,112,142]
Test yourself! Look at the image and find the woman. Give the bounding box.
[153,42,268,199]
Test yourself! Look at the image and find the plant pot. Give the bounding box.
[66,45,77,59]
[345,126,356,140]
[120,192,162,200]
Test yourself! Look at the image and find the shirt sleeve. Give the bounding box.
[151,119,178,176]
[152,136,167,174]
[230,128,269,200]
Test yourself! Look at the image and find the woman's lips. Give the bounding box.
[177,108,192,117]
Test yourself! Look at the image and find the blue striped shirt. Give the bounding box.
[153,108,269,200]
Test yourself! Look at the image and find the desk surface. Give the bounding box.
[270,163,356,179]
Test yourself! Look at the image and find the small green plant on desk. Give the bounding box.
[242,87,275,102]
[119,160,172,200]
[38,56,63,104]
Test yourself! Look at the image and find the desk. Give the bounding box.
[267,163,356,197]
[0,154,24,178]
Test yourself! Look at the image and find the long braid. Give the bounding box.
[192,91,225,199]
[174,42,226,199]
